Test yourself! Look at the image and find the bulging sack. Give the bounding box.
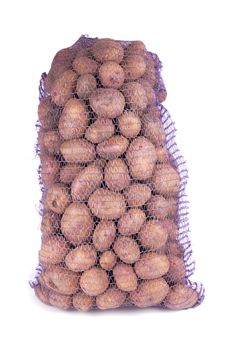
[30,36,204,311]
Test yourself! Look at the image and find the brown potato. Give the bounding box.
[88,189,126,220]
[65,244,97,272]
[97,136,129,160]
[76,74,97,99]
[99,61,125,88]
[141,53,157,87]
[92,39,124,63]
[46,183,70,214]
[158,89,167,103]
[38,97,59,130]
[71,164,103,201]
[151,165,180,195]
[104,158,130,191]
[122,55,146,81]
[166,255,186,283]
[60,139,96,163]
[39,236,70,265]
[125,41,146,56]
[130,278,169,307]
[40,155,59,187]
[147,195,177,219]
[41,130,62,155]
[124,183,151,207]
[126,136,157,180]
[134,252,170,279]
[137,78,156,105]
[41,211,59,237]
[51,69,77,107]
[118,111,141,139]
[58,98,89,140]
[142,113,165,146]
[118,208,146,236]
[164,284,198,310]
[165,241,183,257]
[59,163,83,184]
[161,219,179,240]
[99,251,117,270]
[113,263,138,292]
[93,221,116,251]
[35,284,50,305]
[85,118,115,144]
[45,63,70,94]
[73,292,94,311]
[39,266,79,295]
[72,56,98,75]
[121,82,148,112]
[48,290,72,310]
[156,147,169,163]
[61,203,93,245]
[96,287,126,310]
[52,47,77,66]
[139,220,168,250]
[89,88,125,118]
[113,236,140,264]
[80,267,109,296]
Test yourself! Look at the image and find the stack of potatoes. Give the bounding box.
[35,38,198,311]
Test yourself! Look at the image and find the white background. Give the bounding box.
[0,0,232,349]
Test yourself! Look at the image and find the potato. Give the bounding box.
[76,74,97,99]
[125,41,146,56]
[130,278,169,307]
[41,211,59,237]
[164,284,198,310]
[89,88,125,118]
[72,56,98,75]
[80,267,109,296]
[156,147,169,163]
[141,53,157,87]
[65,244,97,272]
[126,136,157,180]
[166,255,186,283]
[51,69,77,107]
[161,219,179,240]
[118,111,141,139]
[137,78,156,105]
[35,284,50,305]
[158,89,167,103]
[58,98,89,140]
[59,163,83,183]
[142,113,165,147]
[52,47,77,66]
[39,266,79,295]
[71,163,103,201]
[92,39,124,63]
[134,252,170,279]
[99,61,125,88]
[113,236,140,264]
[165,241,183,257]
[146,105,161,118]
[96,287,126,310]
[85,120,114,145]
[41,130,62,155]
[38,97,59,130]
[39,236,70,265]
[104,158,130,191]
[97,136,129,160]
[99,251,117,270]
[46,183,70,214]
[139,220,168,250]
[93,221,116,251]
[147,195,177,219]
[121,82,148,112]
[124,183,151,207]
[88,189,126,220]
[60,139,96,163]
[45,63,69,93]
[73,292,94,311]
[151,165,180,195]
[118,208,146,236]
[48,290,72,310]
[122,55,146,80]
[61,203,93,245]
[40,155,59,187]
[113,263,138,292]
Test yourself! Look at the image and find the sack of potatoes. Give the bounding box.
[31,36,204,312]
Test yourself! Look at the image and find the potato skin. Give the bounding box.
[60,139,96,163]
[121,82,148,112]
[99,251,117,270]
[39,236,70,265]
[88,189,126,220]
[35,284,50,305]
[137,78,156,105]
[126,136,157,180]
[46,183,70,214]
[59,163,83,184]
[134,252,170,279]
[142,113,165,146]
[58,98,89,140]
[125,41,146,56]
[118,208,146,236]
[65,244,97,272]
[113,236,140,264]
[118,111,141,139]
[49,290,72,310]
[96,287,126,310]
[130,278,169,307]
[164,284,198,310]
[147,195,177,219]
[72,56,98,75]
[85,118,115,144]
[93,221,116,251]
[80,267,109,296]
[113,263,138,292]
[41,211,59,237]
[71,164,103,201]
[76,74,97,99]
[41,130,62,155]
[104,158,130,191]
[152,165,180,196]
[38,97,59,130]
[124,183,151,207]
[97,136,129,160]
[40,155,59,187]
[161,219,179,240]
[122,55,146,81]
[139,220,168,250]
[99,61,125,88]
[92,39,124,63]
[61,203,93,245]
[73,292,94,311]
[51,69,77,107]
[89,88,125,118]
[166,255,186,283]
[165,241,183,257]
[156,147,169,164]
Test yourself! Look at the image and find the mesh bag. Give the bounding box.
[30,36,204,311]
